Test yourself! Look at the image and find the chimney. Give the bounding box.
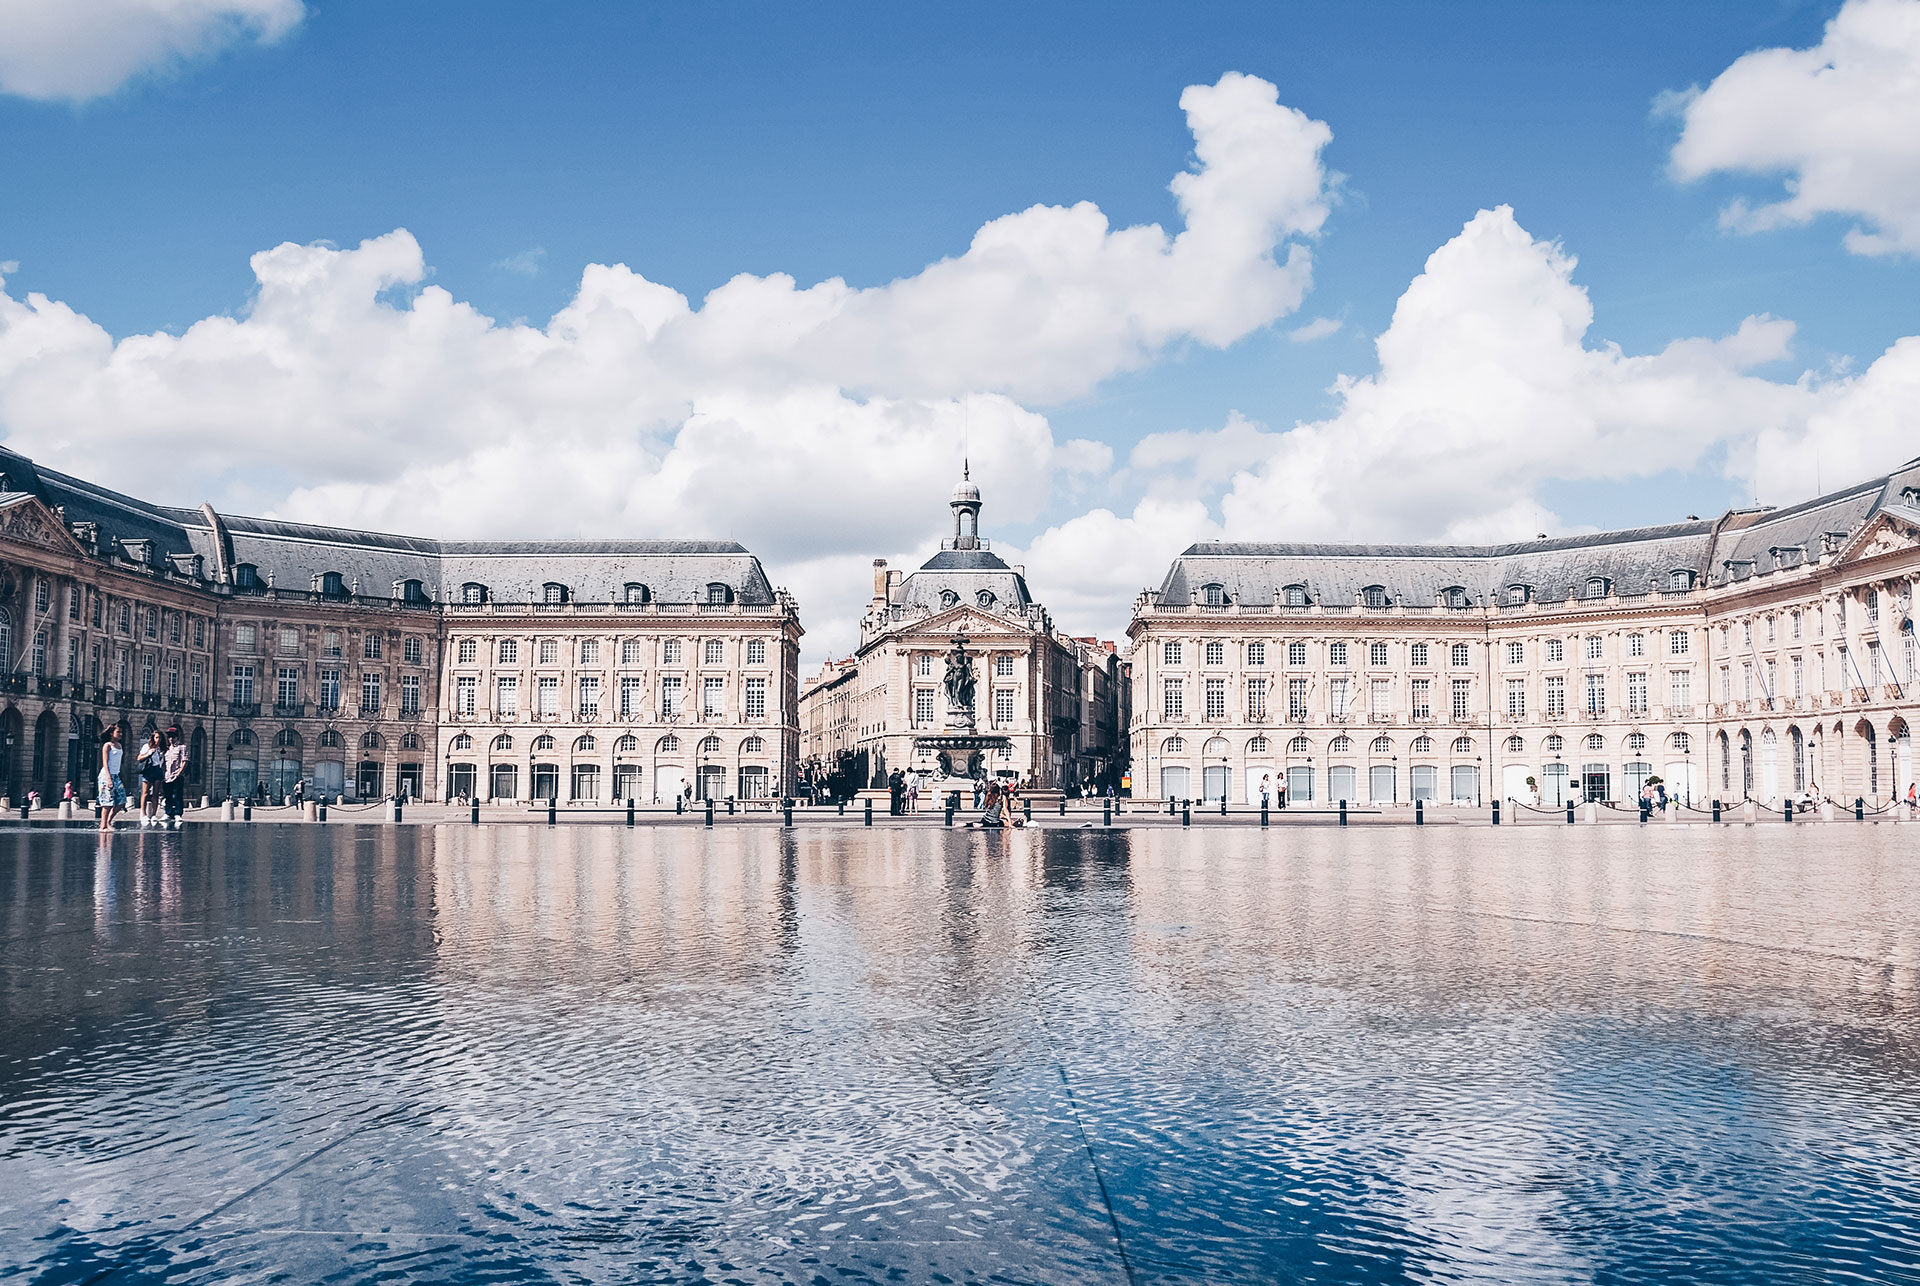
[871,558,889,606]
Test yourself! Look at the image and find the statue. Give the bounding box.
[943,634,976,725]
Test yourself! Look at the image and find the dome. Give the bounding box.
[951,479,981,504]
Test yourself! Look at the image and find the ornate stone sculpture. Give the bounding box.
[943,634,976,727]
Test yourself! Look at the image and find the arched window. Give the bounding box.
[1672,731,1690,753]
[532,734,555,752]
[1247,736,1269,754]
[658,735,679,753]
[1585,733,1605,750]
[1362,585,1386,609]
[450,733,473,751]
[229,728,256,747]
[1668,570,1694,592]
[574,734,596,753]
[1507,585,1530,606]
[699,735,723,754]
[1626,732,1646,751]
[543,583,569,604]
[1411,735,1434,753]
[274,728,301,749]
[615,734,639,753]
[741,735,765,754]
[361,731,383,751]
[1163,736,1186,753]
[1585,577,1610,600]
[976,590,996,608]
[401,732,420,750]
[1371,735,1393,754]
[0,614,12,671]
[320,571,346,597]
[1442,586,1470,609]
[234,563,260,590]
[705,583,732,605]
[1203,584,1226,607]
[1329,734,1353,753]
[319,729,344,749]
[491,734,513,752]
[461,582,487,604]
[1451,736,1474,754]
[399,579,428,604]
[1203,736,1230,757]
[1283,585,1308,608]
[623,583,650,604]
[1288,735,1311,754]
[1506,735,1524,753]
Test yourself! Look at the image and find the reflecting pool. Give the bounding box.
[3,823,1920,1283]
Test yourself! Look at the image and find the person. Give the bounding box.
[163,726,189,827]
[1277,779,1288,810]
[1907,782,1917,817]
[97,727,127,832]
[906,773,920,814]
[1655,780,1668,812]
[293,778,305,806]
[888,768,904,816]
[1259,774,1271,810]
[135,730,166,827]
[62,780,74,805]
[972,777,985,810]
[979,782,1005,828]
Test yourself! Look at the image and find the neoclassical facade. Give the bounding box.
[799,477,1127,795]
[0,446,801,806]
[1130,460,1920,809]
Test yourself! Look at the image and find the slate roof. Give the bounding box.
[894,546,1034,612]
[1150,458,1920,610]
[0,445,779,605]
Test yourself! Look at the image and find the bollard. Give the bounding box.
[317,802,327,822]
[18,801,26,821]
[1712,799,1722,823]
[221,799,235,821]
[676,795,684,815]
[864,798,873,827]
[838,799,846,817]
[1059,797,1066,816]
[627,798,635,827]
[384,799,398,823]
[1783,800,1792,824]
[728,797,736,816]
[1566,800,1575,824]
[1416,798,1425,826]
[304,800,318,822]
[945,801,955,827]
[1260,803,1268,828]
[783,797,793,827]
[1639,799,1650,824]
[546,797,556,826]
[243,800,252,821]
[705,799,714,828]
[394,799,403,824]
[1167,798,1176,816]
[1181,802,1190,827]
[1023,798,1031,824]
[471,799,480,825]
[1106,798,1114,827]
[1855,796,1865,821]
[1493,800,1501,826]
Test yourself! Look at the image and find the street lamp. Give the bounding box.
[1475,754,1483,807]
[1306,753,1314,805]
[1392,753,1398,804]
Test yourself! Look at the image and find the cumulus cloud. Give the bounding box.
[0,73,1331,658]
[1287,316,1342,342]
[1666,0,1920,255]
[0,0,304,101]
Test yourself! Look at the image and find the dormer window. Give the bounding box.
[1506,585,1530,607]
[976,590,996,608]
[1667,570,1694,592]
[542,582,568,604]
[461,582,487,604]
[1203,584,1226,608]
[940,590,959,608]
[399,579,428,604]
[234,563,260,591]
[1282,584,1308,608]
[623,583,650,604]
[1362,585,1386,609]
[1584,577,1609,600]
[1442,586,1469,610]
[705,583,732,606]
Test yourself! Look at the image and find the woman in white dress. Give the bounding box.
[97,726,127,832]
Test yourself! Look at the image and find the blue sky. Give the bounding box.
[2,0,1917,656]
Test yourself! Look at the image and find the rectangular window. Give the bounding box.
[1586,673,1605,715]
[1247,641,1266,667]
[190,660,203,701]
[1669,671,1690,712]
[663,639,682,665]
[141,654,154,694]
[66,637,77,678]
[620,675,643,717]
[1546,675,1566,718]
[1205,678,1226,720]
[1330,678,1351,718]
[1329,641,1348,667]
[277,667,299,707]
[31,630,46,677]
[747,638,766,666]
[33,578,48,613]
[496,676,518,715]
[1546,638,1563,663]
[1628,672,1648,715]
[91,593,101,629]
[1288,678,1309,721]
[168,612,181,644]
[1791,612,1802,640]
[322,631,341,658]
[704,639,724,665]
[361,672,382,714]
[234,623,255,652]
[1628,633,1645,658]
[320,669,341,709]
[1163,641,1182,665]
[579,638,599,665]
[116,651,128,690]
[67,585,80,618]
[661,675,682,716]
[1205,641,1225,666]
[703,676,724,717]
[1370,677,1390,714]
[1451,678,1471,721]
[1411,678,1431,721]
[537,675,559,716]
[167,658,179,700]
[1585,635,1603,660]
[1163,678,1184,718]
[995,655,1015,678]
[1247,678,1267,720]
[1742,662,1753,701]
[364,634,383,661]
[1370,642,1389,667]
[539,638,559,665]
[621,639,643,665]
[1868,643,1883,685]
[1721,666,1732,703]
[231,664,254,704]
[1451,643,1470,666]
[279,627,300,654]
[1506,678,1525,717]
[1505,641,1523,665]
[405,637,424,665]
[1289,641,1308,666]
[745,677,767,721]
[456,676,476,714]
[397,674,418,713]
[914,688,935,725]
[994,688,1015,726]
[1670,631,1689,655]
[577,676,600,717]
[142,608,155,639]
[498,639,518,665]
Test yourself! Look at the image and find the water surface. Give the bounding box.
[3,823,1918,1283]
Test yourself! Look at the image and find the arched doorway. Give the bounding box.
[1857,720,1879,800]
[1738,729,1754,800]
[187,725,205,796]
[1760,728,1779,803]
[1893,719,1913,802]
[1789,726,1806,794]
[0,705,22,801]
[227,727,258,801]
[31,708,60,800]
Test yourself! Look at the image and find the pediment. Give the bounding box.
[1835,511,1920,567]
[0,494,88,559]
[903,604,1033,640]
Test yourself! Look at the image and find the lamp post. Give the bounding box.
[1392,754,1398,804]
[1476,754,1483,806]
[1554,751,1563,807]
[1306,753,1314,805]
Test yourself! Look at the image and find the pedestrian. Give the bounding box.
[973,777,984,810]
[979,782,1005,828]
[1277,779,1288,810]
[293,778,305,806]
[163,726,188,827]
[135,730,166,827]
[888,768,904,816]
[907,773,920,814]
[1259,773,1271,810]
[97,726,127,832]
[1907,781,1917,818]
[62,780,74,805]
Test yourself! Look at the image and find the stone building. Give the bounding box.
[1129,460,1920,809]
[799,475,1128,796]
[0,446,800,805]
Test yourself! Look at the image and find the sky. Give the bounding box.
[1,0,1918,663]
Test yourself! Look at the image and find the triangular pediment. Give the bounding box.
[902,604,1034,640]
[1835,509,1920,567]
[0,493,90,558]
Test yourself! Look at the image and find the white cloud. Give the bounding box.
[491,247,546,278]
[1287,316,1342,342]
[0,0,304,102]
[0,73,1332,659]
[1666,0,1920,255]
